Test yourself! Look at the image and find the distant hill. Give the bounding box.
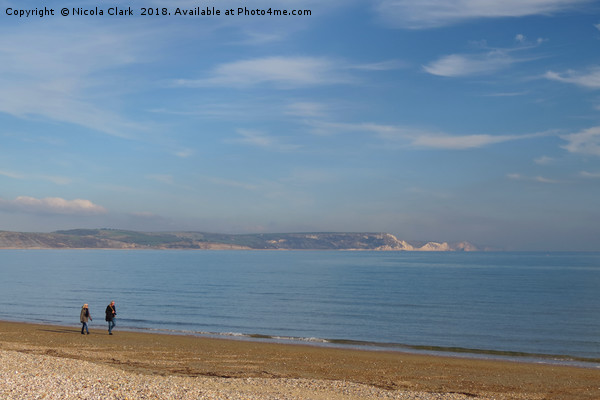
[0,229,479,251]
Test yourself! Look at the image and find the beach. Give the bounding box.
[0,321,598,399]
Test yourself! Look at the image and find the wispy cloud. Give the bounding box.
[147,174,175,185]
[374,0,592,29]
[580,170,600,178]
[0,196,106,215]
[507,173,560,184]
[174,56,353,89]
[424,38,544,77]
[0,170,24,179]
[424,51,516,77]
[0,22,155,138]
[408,132,539,149]
[534,156,554,165]
[350,60,406,71]
[231,129,301,151]
[173,149,195,158]
[562,126,600,156]
[307,120,546,149]
[0,169,71,185]
[285,102,330,118]
[482,91,529,97]
[544,67,600,89]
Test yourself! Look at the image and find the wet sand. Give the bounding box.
[0,320,598,399]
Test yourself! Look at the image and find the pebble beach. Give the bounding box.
[0,321,598,400]
[1,350,474,400]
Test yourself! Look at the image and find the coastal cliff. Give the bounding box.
[0,229,478,251]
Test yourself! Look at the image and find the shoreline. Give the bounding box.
[1,320,599,399]
[5,317,599,368]
[109,326,600,369]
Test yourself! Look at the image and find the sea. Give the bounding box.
[0,249,598,367]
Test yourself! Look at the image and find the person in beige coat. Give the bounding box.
[80,304,92,334]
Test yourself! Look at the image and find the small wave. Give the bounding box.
[271,335,329,343]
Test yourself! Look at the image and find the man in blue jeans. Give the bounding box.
[105,300,116,335]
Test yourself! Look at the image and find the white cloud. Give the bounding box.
[374,0,591,29]
[534,156,554,165]
[424,51,518,77]
[595,22,600,31]
[424,36,546,78]
[580,171,600,178]
[544,67,600,89]
[562,126,600,156]
[0,196,107,215]
[507,173,559,183]
[306,120,400,137]
[174,56,352,89]
[534,176,559,183]
[507,173,523,180]
[409,133,532,149]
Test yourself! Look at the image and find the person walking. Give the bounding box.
[105,300,116,335]
[80,304,92,335]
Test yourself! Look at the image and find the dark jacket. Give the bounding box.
[105,304,116,321]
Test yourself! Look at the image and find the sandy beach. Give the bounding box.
[0,320,598,399]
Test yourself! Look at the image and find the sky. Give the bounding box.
[0,0,599,251]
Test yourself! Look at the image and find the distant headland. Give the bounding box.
[0,229,479,251]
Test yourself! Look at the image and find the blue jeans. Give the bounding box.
[108,318,116,333]
[81,322,89,334]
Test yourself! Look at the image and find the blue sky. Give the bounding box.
[1,0,599,250]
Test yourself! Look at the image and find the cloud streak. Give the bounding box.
[307,121,546,149]
[562,126,600,156]
[580,170,600,178]
[0,169,71,185]
[375,0,592,29]
[507,173,560,184]
[424,38,544,77]
[0,196,107,216]
[231,129,301,151]
[174,56,353,89]
[424,52,516,77]
[408,132,538,149]
[544,67,600,89]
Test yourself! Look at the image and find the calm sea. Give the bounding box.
[0,250,598,366]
